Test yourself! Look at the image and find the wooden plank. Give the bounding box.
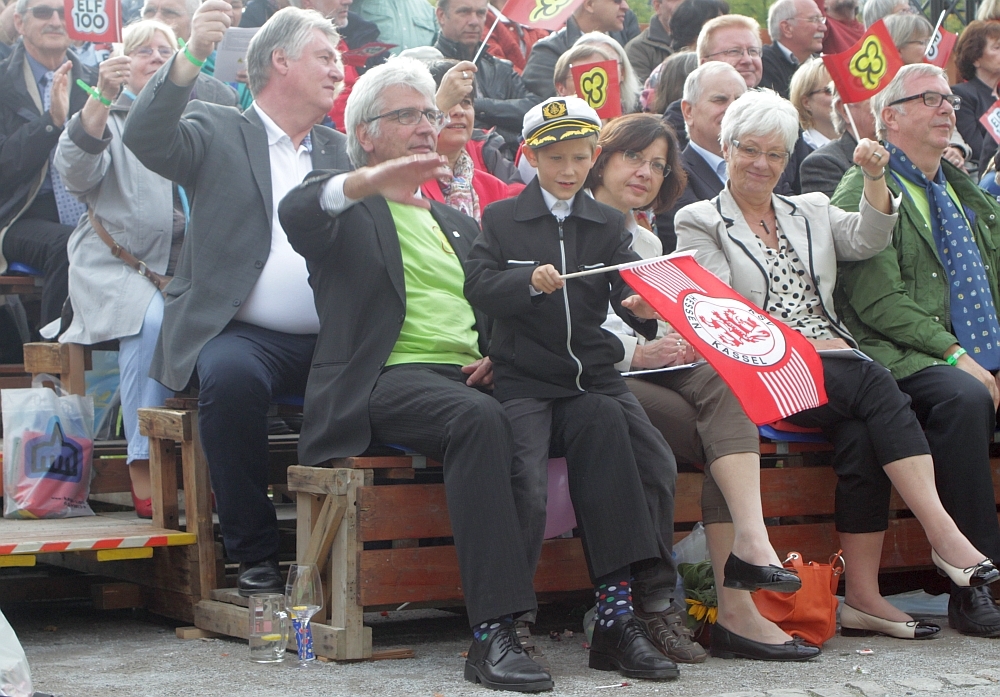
[328,469,368,660]
[296,492,323,563]
[357,484,449,542]
[89,456,132,495]
[370,649,415,661]
[138,408,192,442]
[357,538,592,607]
[143,586,197,624]
[0,574,98,603]
[91,582,144,610]
[176,627,221,640]
[302,496,346,570]
[22,342,66,376]
[182,419,219,599]
[150,437,179,530]
[64,343,87,395]
[287,466,352,496]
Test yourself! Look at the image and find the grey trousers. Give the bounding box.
[504,390,677,610]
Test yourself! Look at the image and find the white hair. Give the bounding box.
[345,57,438,167]
[720,88,800,154]
[696,15,761,60]
[871,62,947,138]
[681,60,745,104]
[573,32,642,113]
[767,0,798,43]
[883,12,932,49]
[862,0,904,28]
[246,7,339,96]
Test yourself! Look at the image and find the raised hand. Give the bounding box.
[189,0,232,62]
[853,137,889,178]
[344,153,452,209]
[435,60,476,112]
[97,55,131,101]
[49,61,73,128]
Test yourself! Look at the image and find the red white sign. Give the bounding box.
[924,26,957,68]
[63,0,121,43]
[980,98,1000,145]
[570,58,621,120]
[620,254,828,424]
[501,0,586,31]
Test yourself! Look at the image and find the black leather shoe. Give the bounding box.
[723,553,802,592]
[634,606,708,663]
[237,558,283,597]
[464,623,554,692]
[710,622,820,661]
[589,614,680,680]
[949,585,1000,637]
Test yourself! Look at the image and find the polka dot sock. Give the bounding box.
[473,615,513,643]
[594,568,633,631]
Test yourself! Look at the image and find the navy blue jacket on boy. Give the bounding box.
[465,178,658,402]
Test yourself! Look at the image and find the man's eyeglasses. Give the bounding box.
[27,5,64,20]
[792,14,826,24]
[887,91,961,110]
[731,140,790,165]
[367,108,447,128]
[621,150,670,176]
[131,46,175,59]
[705,47,762,60]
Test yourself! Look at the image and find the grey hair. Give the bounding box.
[883,12,932,49]
[720,88,800,154]
[871,62,946,138]
[136,0,201,18]
[345,56,437,167]
[681,60,745,104]
[862,0,905,28]
[573,32,641,113]
[767,0,798,44]
[696,15,761,60]
[246,7,339,97]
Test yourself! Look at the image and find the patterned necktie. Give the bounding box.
[887,143,1000,371]
[41,71,88,227]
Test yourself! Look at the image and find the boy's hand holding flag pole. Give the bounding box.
[821,19,903,140]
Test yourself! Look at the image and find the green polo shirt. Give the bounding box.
[385,202,482,367]
[898,178,969,231]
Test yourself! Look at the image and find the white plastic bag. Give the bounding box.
[673,522,708,565]
[0,607,32,697]
[2,374,95,519]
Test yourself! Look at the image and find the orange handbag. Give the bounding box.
[751,551,845,646]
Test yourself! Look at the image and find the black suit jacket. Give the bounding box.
[278,174,490,465]
[658,144,725,251]
[760,42,798,99]
[953,77,996,170]
[799,131,856,198]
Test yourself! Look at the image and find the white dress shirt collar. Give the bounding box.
[253,102,312,152]
[688,141,728,184]
[540,186,574,220]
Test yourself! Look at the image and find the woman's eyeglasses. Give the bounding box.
[131,46,175,59]
[731,140,789,165]
[621,150,670,176]
[808,86,834,97]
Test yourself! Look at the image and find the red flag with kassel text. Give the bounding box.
[924,25,957,68]
[64,0,121,43]
[570,59,621,119]
[620,254,828,425]
[501,0,586,31]
[822,20,902,104]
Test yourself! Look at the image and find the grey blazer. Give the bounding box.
[799,131,856,199]
[54,97,174,345]
[122,56,351,391]
[674,186,898,344]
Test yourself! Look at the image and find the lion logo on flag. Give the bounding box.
[684,294,787,366]
[530,0,575,22]
[850,35,888,90]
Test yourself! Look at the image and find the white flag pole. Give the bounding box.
[925,10,947,57]
[472,12,502,65]
[843,103,862,142]
[558,251,695,279]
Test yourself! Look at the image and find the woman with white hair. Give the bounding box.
[669,89,999,650]
[552,32,642,115]
[52,19,183,518]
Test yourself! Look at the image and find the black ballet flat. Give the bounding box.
[723,553,802,593]
[710,622,820,661]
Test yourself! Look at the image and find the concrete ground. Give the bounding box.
[6,600,1000,697]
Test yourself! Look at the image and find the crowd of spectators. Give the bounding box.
[5,0,1000,692]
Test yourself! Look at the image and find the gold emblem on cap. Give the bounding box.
[542,100,568,120]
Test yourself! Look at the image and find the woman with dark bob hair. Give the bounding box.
[953,20,1000,169]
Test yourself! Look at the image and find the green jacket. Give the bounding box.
[830,161,1000,379]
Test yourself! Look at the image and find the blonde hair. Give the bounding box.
[118,19,177,57]
[696,14,761,60]
[788,57,831,130]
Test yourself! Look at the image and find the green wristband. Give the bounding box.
[76,79,111,107]
[182,45,206,69]
[946,347,967,366]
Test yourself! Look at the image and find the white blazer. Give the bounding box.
[674,185,899,344]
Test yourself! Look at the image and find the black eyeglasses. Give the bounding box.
[887,91,961,110]
[808,86,833,97]
[366,108,446,128]
[27,5,64,20]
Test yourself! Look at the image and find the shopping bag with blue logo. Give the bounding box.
[2,374,95,519]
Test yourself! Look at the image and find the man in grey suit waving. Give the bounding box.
[123,4,351,595]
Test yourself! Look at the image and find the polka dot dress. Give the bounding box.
[753,225,836,340]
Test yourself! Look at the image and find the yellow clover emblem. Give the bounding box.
[579,66,609,110]
[850,35,888,91]
[529,0,575,22]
